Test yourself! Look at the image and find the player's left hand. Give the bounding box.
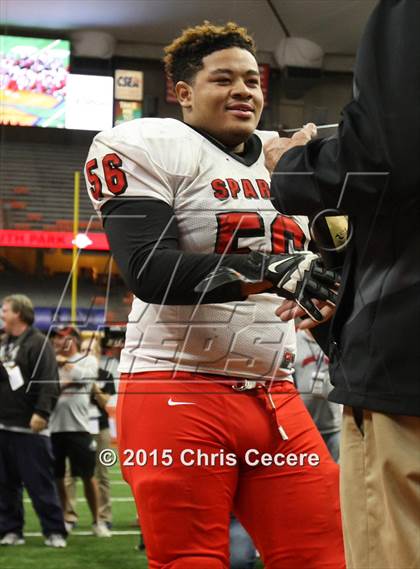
[264,123,317,174]
[276,299,336,329]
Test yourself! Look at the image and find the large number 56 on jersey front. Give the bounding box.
[86,153,128,200]
[215,211,306,255]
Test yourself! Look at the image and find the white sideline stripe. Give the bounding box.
[24,497,132,503]
[25,530,140,537]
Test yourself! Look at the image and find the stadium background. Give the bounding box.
[1,1,375,567]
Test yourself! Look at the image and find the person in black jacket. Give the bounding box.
[264,2,420,568]
[0,294,67,548]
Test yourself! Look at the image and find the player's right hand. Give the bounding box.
[263,251,339,322]
[194,250,339,322]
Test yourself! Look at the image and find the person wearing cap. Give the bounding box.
[0,294,67,548]
[49,326,110,538]
[64,335,116,533]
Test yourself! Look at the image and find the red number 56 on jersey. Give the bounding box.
[86,153,128,200]
[215,211,306,255]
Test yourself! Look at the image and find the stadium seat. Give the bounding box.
[55,219,74,230]
[14,223,31,230]
[12,186,30,195]
[89,219,103,231]
[26,212,43,221]
[9,201,27,209]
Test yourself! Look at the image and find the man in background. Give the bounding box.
[0,294,67,548]
[49,326,111,538]
[64,335,115,533]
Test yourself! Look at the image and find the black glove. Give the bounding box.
[194,251,339,322]
[264,251,339,320]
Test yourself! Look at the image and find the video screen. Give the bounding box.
[0,35,70,127]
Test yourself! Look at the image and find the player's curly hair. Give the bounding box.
[164,21,257,85]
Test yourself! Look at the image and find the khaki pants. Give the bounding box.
[341,407,420,569]
[65,428,112,524]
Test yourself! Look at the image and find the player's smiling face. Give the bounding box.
[176,47,264,152]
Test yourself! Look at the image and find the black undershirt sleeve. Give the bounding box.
[101,198,254,305]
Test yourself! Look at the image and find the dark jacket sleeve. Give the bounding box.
[309,321,332,355]
[270,0,420,217]
[101,198,262,305]
[29,334,60,420]
[0,361,8,383]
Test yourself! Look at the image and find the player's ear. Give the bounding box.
[175,81,193,110]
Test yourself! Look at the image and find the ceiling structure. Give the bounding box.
[2,0,377,69]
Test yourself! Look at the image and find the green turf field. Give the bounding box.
[1,463,146,569]
[1,462,263,568]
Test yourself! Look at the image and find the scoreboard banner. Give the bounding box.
[0,229,109,250]
[114,69,144,101]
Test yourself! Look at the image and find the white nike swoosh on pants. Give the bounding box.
[167,397,196,406]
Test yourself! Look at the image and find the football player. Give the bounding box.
[85,22,344,569]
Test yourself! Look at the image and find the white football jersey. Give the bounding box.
[85,118,310,381]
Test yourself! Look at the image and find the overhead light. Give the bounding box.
[70,30,115,59]
[275,37,324,70]
[72,233,93,249]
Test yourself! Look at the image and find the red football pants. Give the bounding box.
[117,372,345,569]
